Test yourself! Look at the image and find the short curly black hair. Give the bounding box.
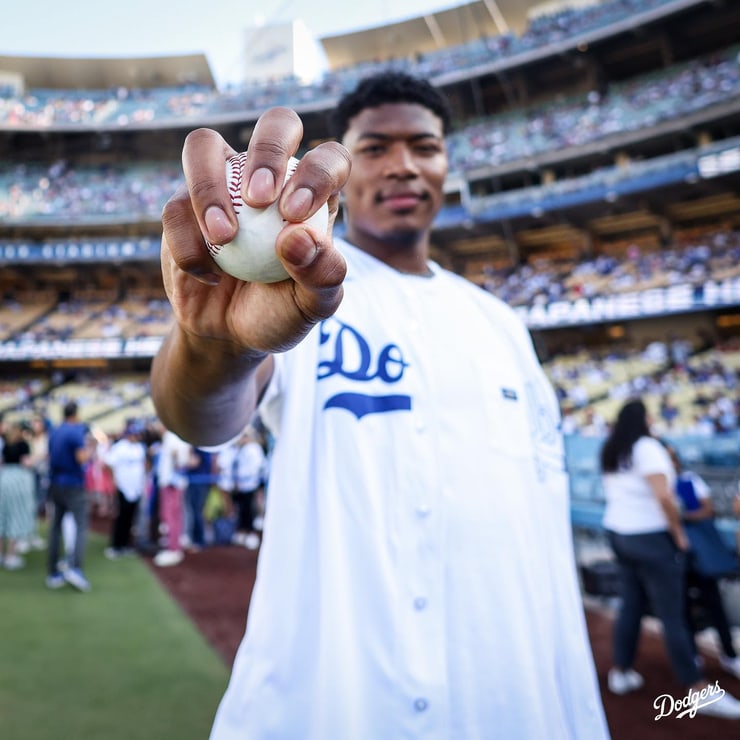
[329,70,453,141]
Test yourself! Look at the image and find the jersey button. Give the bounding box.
[414,698,429,712]
[413,596,427,611]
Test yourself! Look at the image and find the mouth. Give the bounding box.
[377,191,428,212]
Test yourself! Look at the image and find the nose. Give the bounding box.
[382,143,418,178]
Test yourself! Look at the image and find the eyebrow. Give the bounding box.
[356,131,442,142]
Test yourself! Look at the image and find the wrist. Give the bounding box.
[178,326,268,369]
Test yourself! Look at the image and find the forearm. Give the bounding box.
[683,507,712,522]
[658,497,687,543]
[151,325,270,447]
[647,472,688,549]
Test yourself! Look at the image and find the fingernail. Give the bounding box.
[283,228,318,267]
[247,167,276,203]
[204,206,233,244]
[284,188,314,221]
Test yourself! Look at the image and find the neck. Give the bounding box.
[344,229,431,276]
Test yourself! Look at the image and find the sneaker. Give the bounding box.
[45,573,66,589]
[153,549,184,567]
[720,656,740,680]
[696,691,740,719]
[63,568,92,593]
[252,516,264,532]
[15,539,31,554]
[3,554,25,570]
[244,533,261,550]
[104,547,122,560]
[608,668,644,695]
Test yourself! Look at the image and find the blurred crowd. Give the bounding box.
[2,44,738,231]
[0,289,172,344]
[480,228,740,307]
[0,161,182,222]
[0,406,272,579]
[2,226,735,347]
[0,0,731,141]
[552,339,740,438]
[445,44,740,171]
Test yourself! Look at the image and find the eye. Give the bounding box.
[359,143,387,156]
[414,142,443,155]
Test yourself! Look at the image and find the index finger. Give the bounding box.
[181,127,239,245]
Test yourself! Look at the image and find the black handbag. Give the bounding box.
[685,519,740,578]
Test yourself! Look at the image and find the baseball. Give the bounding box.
[206,153,329,283]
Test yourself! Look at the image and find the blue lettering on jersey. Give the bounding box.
[317,318,412,419]
[324,392,412,419]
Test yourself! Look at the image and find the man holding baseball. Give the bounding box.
[151,72,609,739]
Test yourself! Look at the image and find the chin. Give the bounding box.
[383,228,425,248]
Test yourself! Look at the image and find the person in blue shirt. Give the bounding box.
[667,443,740,681]
[46,401,93,592]
[185,446,214,550]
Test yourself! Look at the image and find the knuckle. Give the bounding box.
[308,142,352,187]
[161,188,190,230]
[189,177,222,204]
[320,140,352,167]
[249,108,303,161]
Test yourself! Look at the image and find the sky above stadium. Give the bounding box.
[2,0,461,87]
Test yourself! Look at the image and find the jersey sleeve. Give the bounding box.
[258,353,285,438]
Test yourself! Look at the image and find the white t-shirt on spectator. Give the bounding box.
[215,443,237,491]
[103,437,146,502]
[233,441,265,493]
[602,436,676,534]
[157,430,191,490]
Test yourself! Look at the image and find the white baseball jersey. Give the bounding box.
[210,239,609,740]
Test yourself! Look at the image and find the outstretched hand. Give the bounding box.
[161,107,351,355]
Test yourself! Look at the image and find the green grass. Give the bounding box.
[0,531,229,740]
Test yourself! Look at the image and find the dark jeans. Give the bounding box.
[686,570,737,659]
[608,529,702,686]
[47,482,88,574]
[186,483,209,547]
[111,490,140,551]
[232,489,257,533]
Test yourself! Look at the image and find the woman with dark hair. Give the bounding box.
[601,398,740,718]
